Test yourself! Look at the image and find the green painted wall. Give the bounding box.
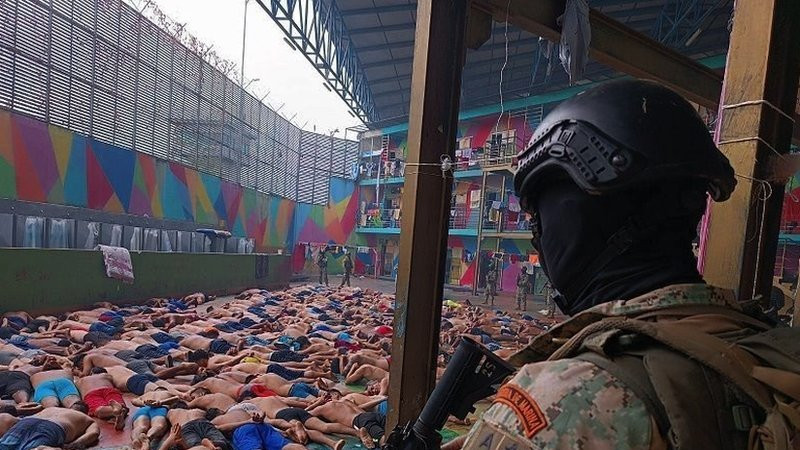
[0,249,291,314]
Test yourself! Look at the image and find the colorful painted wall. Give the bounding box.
[292,177,378,275]
[0,109,294,251]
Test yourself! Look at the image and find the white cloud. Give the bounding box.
[146,0,362,136]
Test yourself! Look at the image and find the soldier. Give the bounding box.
[515,267,531,311]
[453,80,800,450]
[340,253,354,288]
[541,280,555,318]
[317,247,329,286]
[483,255,499,305]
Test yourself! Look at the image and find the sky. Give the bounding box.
[143,0,362,138]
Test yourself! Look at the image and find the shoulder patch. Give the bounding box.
[462,421,533,450]
[494,384,548,438]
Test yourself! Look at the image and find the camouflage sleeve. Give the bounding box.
[461,359,659,450]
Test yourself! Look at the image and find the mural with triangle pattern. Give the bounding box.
[0,109,295,251]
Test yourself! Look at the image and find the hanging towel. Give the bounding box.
[97,245,135,283]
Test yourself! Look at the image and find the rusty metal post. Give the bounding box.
[702,0,800,301]
[387,0,470,430]
[473,171,489,296]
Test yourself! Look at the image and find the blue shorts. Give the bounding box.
[167,299,188,310]
[132,406,168,421]
[240,317,257,327]
[6,317,26,330]
[269,350,305,363]
[376,399,388,415]
[89,322,119,335]
[0,417,66,450]
[209,339,232,355]
[32,378,79,403]
[8,335,36,350]
[288,382,318,399]
[267,364,303,381]
[158,342,179,352]
[244,336,270,347]
[151,332,177,344]
[126,374,158,395]
[233,423,290,450]
[135,344,168,359]
[313,324,333,332]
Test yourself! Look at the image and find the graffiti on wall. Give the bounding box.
[0,110,294,250]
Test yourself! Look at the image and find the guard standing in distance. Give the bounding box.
[483,254,499,305]
[451,80,800,450]
[340,252,353,288]
[515,267,531,311]
[317,247,329,286]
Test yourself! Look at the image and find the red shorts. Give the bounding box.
[236,384,278,401]
[249,384,278,398]
[84,387,124,416]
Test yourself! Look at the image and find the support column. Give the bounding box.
[387,0,470,429]
[702,0,800,301]
[473,171,488,296]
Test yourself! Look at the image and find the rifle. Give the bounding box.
[382,336,515,450]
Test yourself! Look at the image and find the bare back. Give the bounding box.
[34,408,93,442]
[76,374,114,394]
[31,369,72,385]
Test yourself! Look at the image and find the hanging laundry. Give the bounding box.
[470,190,482,209]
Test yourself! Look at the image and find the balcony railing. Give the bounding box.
[449,205,480,229]
[358,136,525,180]
[358,209,402,229]
[482,210,533,233]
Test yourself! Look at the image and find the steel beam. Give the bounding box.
[474,0,723,109]
[387,0,470,430]
[254,0,377,122]
[701,0,800,301]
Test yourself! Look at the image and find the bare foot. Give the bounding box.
[111,401,128,431]
[131,436,144,450]
[358,427,376,449]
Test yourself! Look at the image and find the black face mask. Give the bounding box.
[531,180,704,316]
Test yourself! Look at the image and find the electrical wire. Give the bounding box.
[494,0,512,134]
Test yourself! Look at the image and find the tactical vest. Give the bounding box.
[513,305,800,450]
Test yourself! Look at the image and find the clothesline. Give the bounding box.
[295,242,378,255]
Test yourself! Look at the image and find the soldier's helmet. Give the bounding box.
[514,79,735,209]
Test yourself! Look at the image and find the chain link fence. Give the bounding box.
[0,0,357,203]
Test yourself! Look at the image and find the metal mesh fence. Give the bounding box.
[0,0,358,203]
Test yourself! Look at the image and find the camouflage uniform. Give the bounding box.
[484,259,499,305]
[462,284,737,450]
[515,271,531,310]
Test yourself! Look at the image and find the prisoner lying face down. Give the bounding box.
[0,284,555,449]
